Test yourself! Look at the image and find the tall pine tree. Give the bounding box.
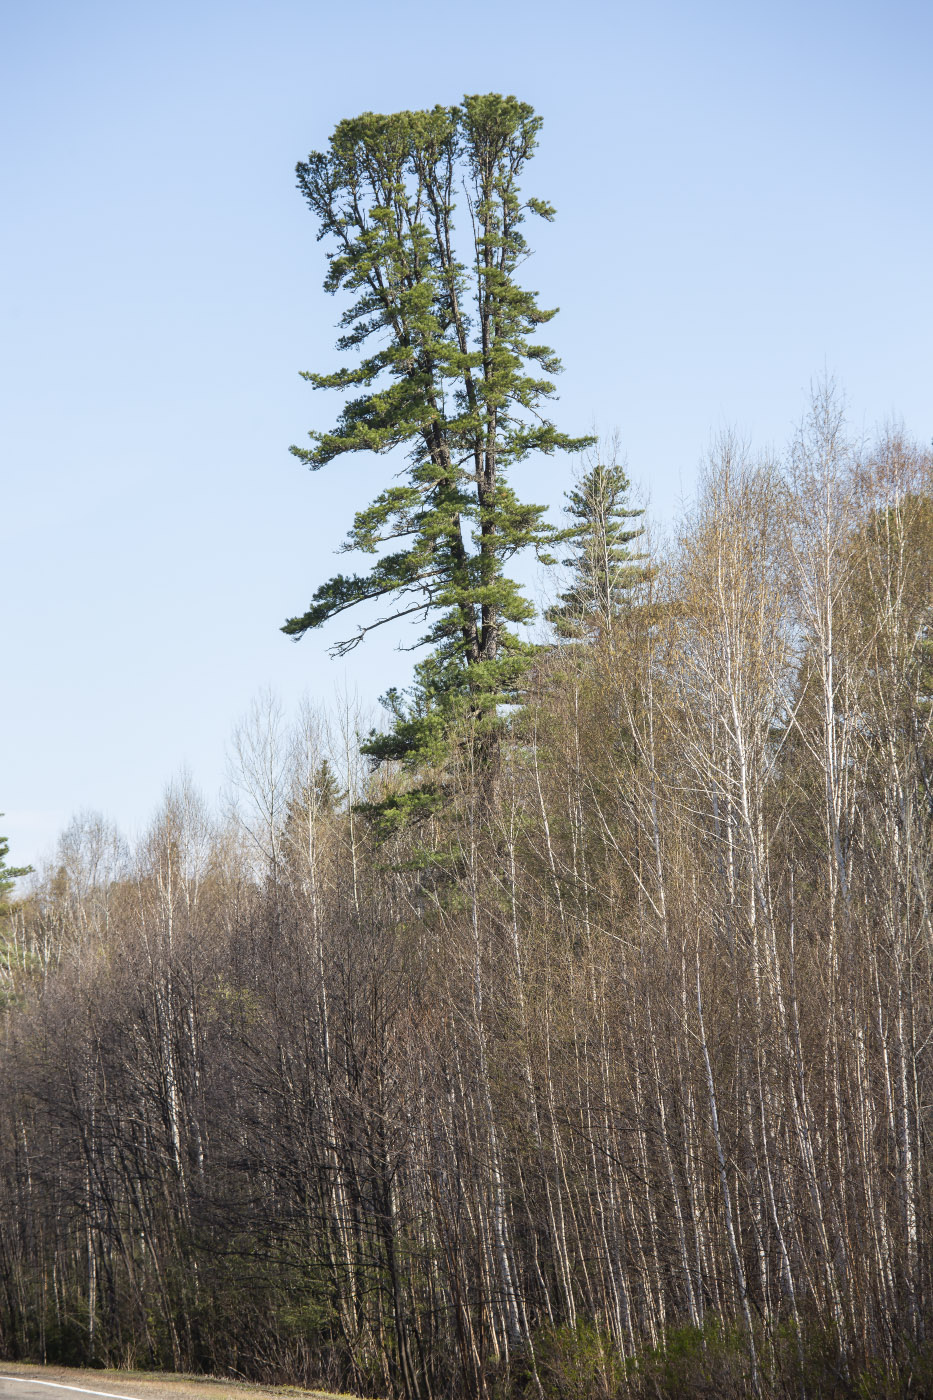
[283,96,588,802]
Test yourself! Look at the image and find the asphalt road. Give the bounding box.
[0,1382,144,1400]
[0,1373,345,1400]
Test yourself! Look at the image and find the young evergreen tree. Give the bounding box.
[0,824,32,918]
[283,96,588,795]
[546,448,646,642]
[284,758,342,829]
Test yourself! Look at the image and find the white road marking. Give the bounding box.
[0,1380,147,1400]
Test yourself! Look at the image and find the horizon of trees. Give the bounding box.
[2,390,933,1399]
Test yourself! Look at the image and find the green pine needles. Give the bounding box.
[0,824,32,921]
[547,449,647,642]
[283,95,589,793]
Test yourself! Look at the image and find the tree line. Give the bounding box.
[2,397,933,1398]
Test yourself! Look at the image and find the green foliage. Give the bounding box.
[546,452,646,641]
[285,757,343,825]
[0,820,32,917]
[283,95,589,792]
[853,1347,933,1399]
[534,1320,624,1400]
[0,819,33,1009]
[632,1319,749,1398]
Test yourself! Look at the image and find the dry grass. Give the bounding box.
[0,1362,360,1400]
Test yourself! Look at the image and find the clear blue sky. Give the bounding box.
[3,0,931,867]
